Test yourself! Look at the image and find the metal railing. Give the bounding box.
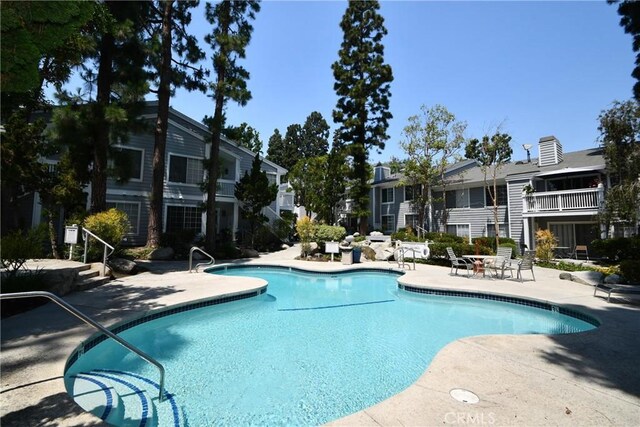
[392,246,417,270]
[522,187,602,213]
[414,225,428,238]
[82,228,115,277]
[0,291,166,402]
[189,247,215,273]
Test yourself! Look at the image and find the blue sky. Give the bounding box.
[60,1,637,164]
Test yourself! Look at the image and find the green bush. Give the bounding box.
[314,224,346,244]
[391,228,421,242]
[296,217,315,257]
[252,225,283,252]
[0,226,46,276]
[471,237,517,253]
[82,209,129,262]
[620,259,640,284]
[214,242,242,260]
[590,237,640,261]
[535,228,557,262]
[425,232,465,244]
[429,242,491,259]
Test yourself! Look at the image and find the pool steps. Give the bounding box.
[69,369,181,427]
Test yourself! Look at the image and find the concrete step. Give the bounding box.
[78,269,99,280]
[75,274,112,291]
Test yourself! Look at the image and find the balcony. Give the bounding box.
[217,180,235,198]
[523,186,604,215]
[278,192,294,210]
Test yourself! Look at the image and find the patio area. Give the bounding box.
[1,245,639,426]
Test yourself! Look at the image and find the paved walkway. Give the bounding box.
[1,246,639,426]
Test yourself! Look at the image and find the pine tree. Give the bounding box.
[221,122,263,153]
[332,0,393,235]
[266,128,285,166]
[301,111,330,158]
[145,0,207,248]
[234,154,278,247]
[204,0,260,252]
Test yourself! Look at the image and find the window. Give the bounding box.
[381,215,395,233]
[111,147,143,181]
[168,154,203,185]
[487,223,508,238]
[267,173,277,185]
[381,187,394,204]
[404,185,420,202]
[445,189,469,208]
[405,214,420,229]
[106,201,140,235]
[485,185,508,206]
[166,206,203,233]
[447,224,470,240]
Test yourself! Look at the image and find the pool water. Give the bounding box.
[65,266,596,426]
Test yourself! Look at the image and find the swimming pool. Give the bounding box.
[64,265,597,426]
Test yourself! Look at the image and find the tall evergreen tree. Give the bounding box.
[204,0,260,252]
[609,1,640,101]
[145,0,207,248]
[234,153,278,247]
[301,111,330,158]
[332,0,393,235]
[266,128,285,166]
[53,1,151,213]
[222,122,263,153]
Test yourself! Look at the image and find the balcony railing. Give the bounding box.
[278,192,294,210]
[217,180,235,197]
[523,187,604,214]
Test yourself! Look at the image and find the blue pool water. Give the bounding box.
[65,266,596,426]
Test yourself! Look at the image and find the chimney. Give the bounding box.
[538,136,563,167]
[374,164,390,182]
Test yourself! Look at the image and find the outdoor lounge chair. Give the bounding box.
[505,250,536,282]
[593,282,640,302]
[570,245,589,260]
[446,247,472,277]
[484,246,513,279]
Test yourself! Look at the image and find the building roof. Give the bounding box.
[372,146,606,187]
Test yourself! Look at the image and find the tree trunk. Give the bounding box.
[47,210,61,259]
[204,7,230,253]
[147,0,174,248]
[91,28,114,213]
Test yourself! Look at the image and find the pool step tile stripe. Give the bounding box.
[69,370,177,427]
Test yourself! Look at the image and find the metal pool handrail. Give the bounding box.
[82,227,115,277]
[189,246,215,273]
[394,246,417,270]
[0,291,166,402]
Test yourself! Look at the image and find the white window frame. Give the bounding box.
[446,223,472,243]
[404,185,419,202]
[486,222,509,238]
[484,185,508,207]
[111,145,144,182]
[381,214,395,233]
[381,187,394,204]
[167,152,204,187]
[164,204,205,233]
[404,213,420,229]
[106,200,141,235]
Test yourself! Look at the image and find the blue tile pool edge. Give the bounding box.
[205,263,407,277]
[398,284,601,327]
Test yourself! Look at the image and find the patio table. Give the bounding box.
[462,255,495,276]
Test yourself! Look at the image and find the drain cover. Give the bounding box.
[450,388,479,404]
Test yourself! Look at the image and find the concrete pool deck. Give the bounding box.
[1,246,639,426]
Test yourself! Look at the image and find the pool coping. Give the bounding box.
[2,254,639,426]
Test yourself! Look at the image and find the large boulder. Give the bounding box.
[604,274,625,284]
[241,248,260,258]
[570,271,604,286]
[109,258,139,275]
[148,247,174,260]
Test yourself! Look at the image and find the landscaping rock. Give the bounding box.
[559,272,572,281]
[241,248,260,258]
[109,258,138,275]
[148,247,174,260]
[309,242,320,254]
[570,271,604,286]
[604,274,625,284]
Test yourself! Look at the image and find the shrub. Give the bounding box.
[252,225,282,252]
[535,228,557,262]
[620,259,640,284]
[314,224,346,244]
[590,236,640,261]
[0,226,47,276]
[82,209,129,262]
[391,228,421,242]
[429,242,491,259]
[472,237,517,253]
[296,217,315,257]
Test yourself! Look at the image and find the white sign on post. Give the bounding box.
[325,241,340,262]
[64,225,79,244]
